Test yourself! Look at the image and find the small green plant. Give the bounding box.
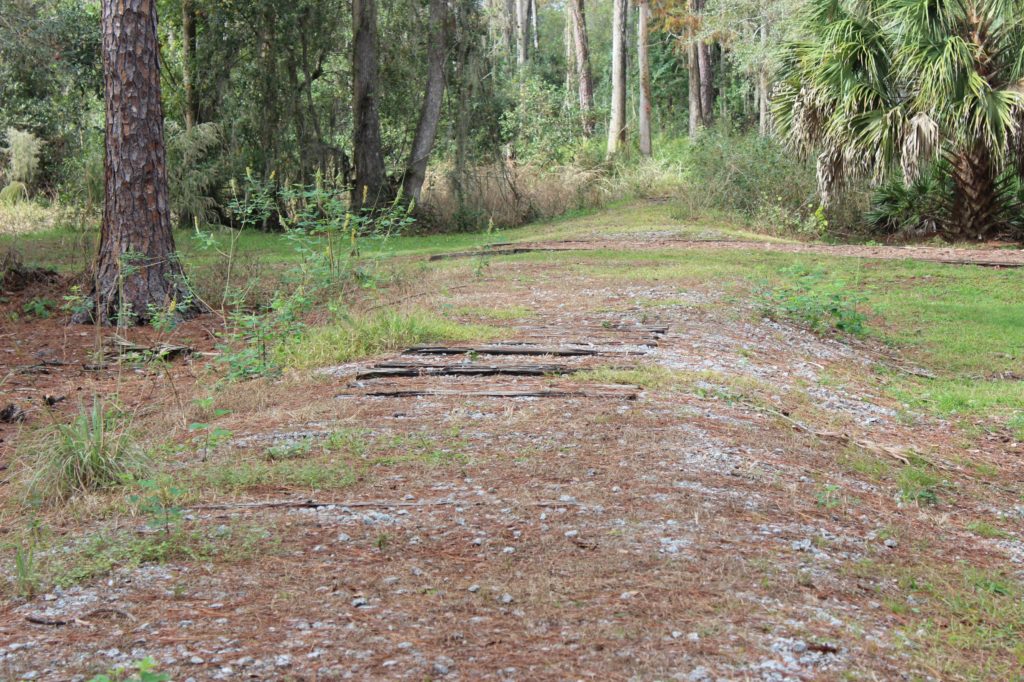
[88,656,170,682]
[898,464,941,506]
[22,297,55,319]
[189,417,233,460]
[129,479,185,537]
[265,440,312,461]
[21,399,146,505]
[756,265,868,336]
[816,483,843,510]
[14,543,38,598]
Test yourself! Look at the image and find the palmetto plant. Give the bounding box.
[773,0,1024,239]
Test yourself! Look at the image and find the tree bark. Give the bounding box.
[352,0,389,211]
[515,0,529,64]
[182,0,197,131]
[950,147,1000,240]
[569,0,594,136]
[504,0,516,55]
[758,25,769,136]
[606,0,628,157]
[688,43,702,135]
[564,5,576,104]
[687,0,702,137]
[637,0,652,157]
[694,0,714,128]
[87,0,195,326]
[530,0,539,51]
[403,0,448,203]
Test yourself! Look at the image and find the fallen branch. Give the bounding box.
[763,406,912,465]
[26,607,137,627]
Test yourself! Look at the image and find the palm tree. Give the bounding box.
[773,0,1024,240]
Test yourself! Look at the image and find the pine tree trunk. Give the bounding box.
[697,45,713,126]
[688,41,702,136]
[504,0,516,55]
[757,25,769,136]
[569,0,594,136]
[606,0,628,157]
[352,0,389,211]
[530,0,539,50]
[182,0,198,131]
[515,0,529,64]
[403,0,448,203]
[564,6,576,104]
[85,0,195,326]
[637,0,652,157]
[950,147,1000,240]
[691,0,713,127]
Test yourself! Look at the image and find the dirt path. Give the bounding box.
[432,237,1024,268]
[2,239,1023,680]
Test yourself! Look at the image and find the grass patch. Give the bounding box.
[966,521,1009,539]
[6,521,274,596]
[193,428,468,494]
[572,364,676,389]
[17,400,147,506]
[845,559,1024,679]
[897,463,943,506]
[275,309,498,369]
[839,448,892,480]
[450,304,534,321]
[194,459,358,493]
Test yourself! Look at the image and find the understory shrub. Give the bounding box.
[674,128,817,226]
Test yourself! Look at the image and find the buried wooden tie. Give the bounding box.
[356,362,578,380]
[348,385,640,399]
[405,344,599,357]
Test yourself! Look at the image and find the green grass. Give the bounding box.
[966,521,1009,539]
[845,559,1024,680]
[17,400,147,505]
[275,309,499,369]
[572,364,676,389]
[551,246,1022,425]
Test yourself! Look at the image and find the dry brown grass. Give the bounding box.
[420,161,610,230]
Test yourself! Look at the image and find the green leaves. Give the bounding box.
[775,0,1024,237]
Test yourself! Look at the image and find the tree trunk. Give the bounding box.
[569,0,594,136]
[352,0,389,211]
[950,147,1000,240]
[637,0,652,157]
[515,0,529,64]
[606,0,628,157]
[403,0,448,203]
[504,0,516,55]
[182,0,198,131]
[87,0,194,326]
[688,42,702,136]
[690,0,713,127]
[564,6,576,105]
[697,45,713,127]
[758,25,769,136]
[530,0,539,51]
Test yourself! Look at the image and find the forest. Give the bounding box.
[0,0,1023,680]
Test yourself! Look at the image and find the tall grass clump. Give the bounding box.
[2,128,44,189]
[276,309,498,369]
[20,399,146,505]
